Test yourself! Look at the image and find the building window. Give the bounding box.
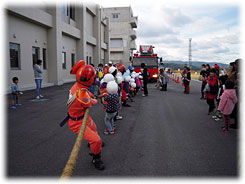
[62,52,66,69]
[62,4,75,21]
[71,53,75,68]
[43,48,47,70]
[89,57,92,65]
[86,56,89,65]
[112,13,119,19]
[9,43,20,69]
[70,5,75,20]
[32,47,39,66]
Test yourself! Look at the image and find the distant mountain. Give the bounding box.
[160,60,229,70]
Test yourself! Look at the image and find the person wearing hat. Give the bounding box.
[103,81,119,135]
[63,61,105,170]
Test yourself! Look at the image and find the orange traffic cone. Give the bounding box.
[176,76,180,83]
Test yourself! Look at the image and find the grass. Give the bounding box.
[172,70,201,81]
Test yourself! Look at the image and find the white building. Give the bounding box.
[102,6,137,67]
[5,2,110,92]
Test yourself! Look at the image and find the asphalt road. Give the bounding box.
[6,79,239,178]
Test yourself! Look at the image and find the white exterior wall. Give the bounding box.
[6,13,50,91]
[61,34,76,83]
[103,7,137,67]
[5,3,110,93]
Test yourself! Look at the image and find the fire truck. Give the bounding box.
[132,45,159,80]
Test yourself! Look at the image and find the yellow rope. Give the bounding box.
[60,108,90,179]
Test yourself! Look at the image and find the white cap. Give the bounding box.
[107,81,118,94]
[124,76,131,82]
[116,72,122,77]
[130,78,135,83]
[131,82,136,88]
[103,73,115,83]
[109,66,117,74]
[116,76,123,84]
[108,61,113,65]
[105,64,108,67]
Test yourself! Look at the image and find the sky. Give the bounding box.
[94,0,243,64]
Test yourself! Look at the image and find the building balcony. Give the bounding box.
[110,47,124,53]
[130,16,138,28]
[130,30,137,40]
[130,41,137,50]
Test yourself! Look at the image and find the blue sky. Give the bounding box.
[98,0,242,64]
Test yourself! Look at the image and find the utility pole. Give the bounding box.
[189,38,192,69]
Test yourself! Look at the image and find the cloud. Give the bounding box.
[161,6,193,27]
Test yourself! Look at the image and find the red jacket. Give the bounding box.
[206,75,218,99]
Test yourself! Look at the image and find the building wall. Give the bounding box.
[6,12,50,91]
[5,3,110,93]
[103,7,137,67]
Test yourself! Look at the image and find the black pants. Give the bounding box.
[207,99,215,112]
[161,83,167,91]
[201,82,207,98]
[143,80,148,95]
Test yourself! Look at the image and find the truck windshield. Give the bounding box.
[132,57,158,68]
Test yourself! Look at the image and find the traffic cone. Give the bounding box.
[176,76,180,83]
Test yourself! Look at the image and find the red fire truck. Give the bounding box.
[132,45,158,80]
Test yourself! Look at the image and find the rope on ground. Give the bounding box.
[60,108,90,179]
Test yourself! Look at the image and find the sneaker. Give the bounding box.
[109,129,115,135]
[36,96,40,99]
[142,94,147,97]
[11,106,16,109]
[16,104,22,106]
[39,95,44,98]
[116,115,123,120]
[103,129,109,135]
[214,118,222,122]
[222,127,229,133]
[212,115,217,119]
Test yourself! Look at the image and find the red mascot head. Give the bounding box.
[70,60,96,88]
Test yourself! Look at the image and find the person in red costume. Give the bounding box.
[65,60,105,170]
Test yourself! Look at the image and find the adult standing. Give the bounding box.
[182,66,191,94]
[33,59,43,99]
[227,59,240,129]
[200,64,207,99]
[141,63,148,97]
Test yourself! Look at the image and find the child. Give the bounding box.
[205,68,218,115]
[11,77,23,109]
[103,81,119,135]
[121,76,131,107]
[218,81,237,133]
[212,75,227,121]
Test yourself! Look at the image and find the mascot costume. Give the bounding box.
[61,60,105,170]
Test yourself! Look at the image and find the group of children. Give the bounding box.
[91,62,144,135]
[200,62,239,133]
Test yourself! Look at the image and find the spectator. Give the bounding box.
[206,64,211,77]
[182,66,191,94]
[33,59,43,99]
[218,80,237,133]
[159,68,169,91]
[200,64,208,99]
[205,68,218,115]
[11,77,23,109]
[141,63,148,97]
[229,59,241,129]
